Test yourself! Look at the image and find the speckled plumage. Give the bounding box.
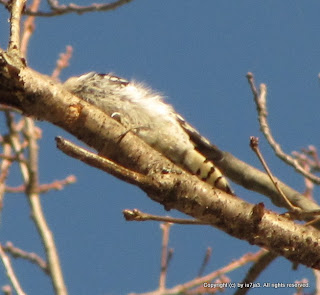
[64,72,232,194]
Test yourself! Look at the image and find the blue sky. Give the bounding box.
[1,1,320,294]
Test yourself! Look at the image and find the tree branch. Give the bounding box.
[1,54,320,269]
[7,0,26,55]
[247,72,320,185]
[0,0,134,17]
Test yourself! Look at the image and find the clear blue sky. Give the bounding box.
[1,1,320,294]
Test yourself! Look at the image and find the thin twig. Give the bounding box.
[0,243,26,295]
[250,140,320,223]
[293,153,314,195]
[153,250,266,295]
[0,0,134,17]
[4,242,49,275]
[24,118,68,295]
[198,247,212,277]
[159,223,172,291]
[4,176,76,193]
[5,113,29,182]
[294,146,320,173]
[250,136,299,212]
[55,136,152,187]
[37,175,76,193]
[123,209,207,225]
[234,251,278,295]
[247,72,320,185]
[0,143,13,215]
[51,46,73,81]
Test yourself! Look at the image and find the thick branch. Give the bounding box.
[56,140,320,270]
[1,56,320,269]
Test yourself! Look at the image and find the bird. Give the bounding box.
[64,72,232,194]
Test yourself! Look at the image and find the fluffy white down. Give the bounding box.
[120,81,177,122]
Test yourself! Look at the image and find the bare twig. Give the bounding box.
[0,142,13,214]
[0,243,26,295]
[294,146,320,173]
[198,247,212,278]
[247,72,320,185]
[250,137,320,224]
[55,136,152,187]
[24,118,68,295]
[3,242,49,274]
[2,113,68,294]
[159,223,172,291]
[293,146,320,199]
[20,0,41,57]
[293,151,315,199]
[5,113,29,184]
[4,184,26,193]
[250,136,299,212]
[37,175,76,192]
[123,209,206,225]
[0,79,68,294]
[134,250,266,295]
[221,151,320,213]
[234,251,278,295]
[51,46,73,81]
[4,175,76,193]
[0,0,133,17]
